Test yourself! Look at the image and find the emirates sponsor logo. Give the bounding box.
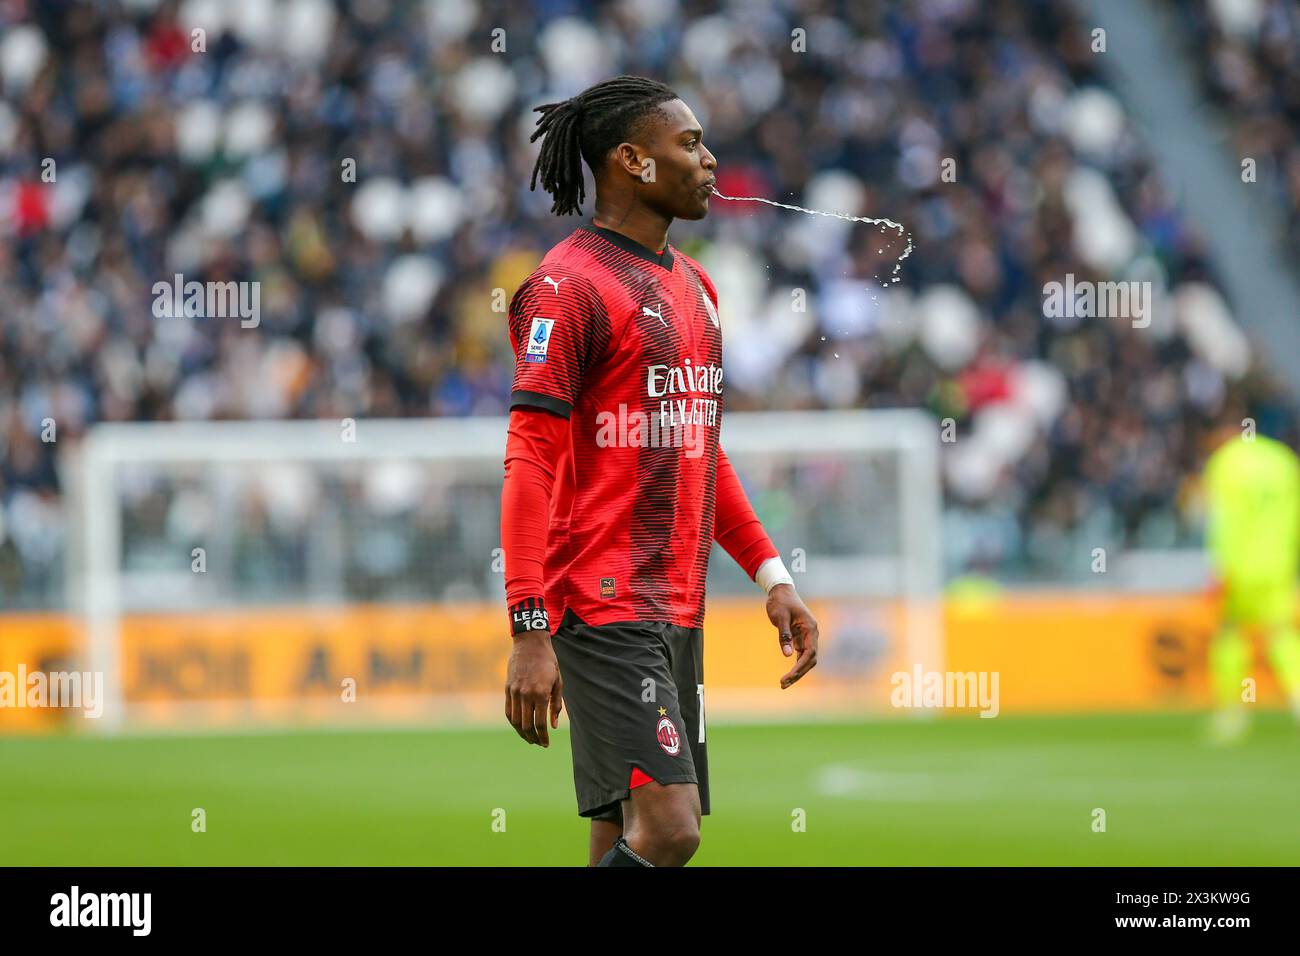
[593,358,722,459]
[646,359,723,398]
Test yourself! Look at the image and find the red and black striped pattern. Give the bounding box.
[506,224,724,629]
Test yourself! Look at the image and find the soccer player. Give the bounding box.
[499,76,820,866]
[1202,418,1300,743]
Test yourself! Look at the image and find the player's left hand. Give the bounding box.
[766,583,819,689]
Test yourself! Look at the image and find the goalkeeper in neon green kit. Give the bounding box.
[1203,421,1300,743]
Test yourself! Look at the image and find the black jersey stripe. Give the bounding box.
[510,389,572,419]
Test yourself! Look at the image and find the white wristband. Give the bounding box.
[755,556,795,594]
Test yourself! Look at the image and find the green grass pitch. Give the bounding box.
[2,712,1297,865]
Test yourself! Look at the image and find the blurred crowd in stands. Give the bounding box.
[1181,0,1300,262]
[0,0,1297,606]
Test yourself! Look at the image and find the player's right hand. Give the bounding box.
[505,633,564,747]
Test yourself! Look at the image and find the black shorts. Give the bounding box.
[550,608,709,822]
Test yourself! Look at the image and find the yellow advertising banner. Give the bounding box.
[0,614,79,731]
[0,592,1285,733]
[942,591,1234,713]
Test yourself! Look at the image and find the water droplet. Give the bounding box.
[708,191,912,302]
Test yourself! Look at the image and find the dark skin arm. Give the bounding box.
[766,583,819,688]
[505,630,564,747]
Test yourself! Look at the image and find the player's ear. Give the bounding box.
[613,143,647,180]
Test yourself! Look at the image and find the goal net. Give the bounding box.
[63,410,942,731]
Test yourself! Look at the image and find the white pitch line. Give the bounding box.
[813,763,1295,804]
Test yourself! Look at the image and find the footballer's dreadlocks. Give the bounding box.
[529,75,679,216]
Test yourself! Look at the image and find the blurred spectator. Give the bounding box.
[1177,0,1300,261]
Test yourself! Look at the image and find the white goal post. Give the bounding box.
[64,410,943,732]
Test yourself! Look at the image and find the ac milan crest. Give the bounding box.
[656,715,681,755]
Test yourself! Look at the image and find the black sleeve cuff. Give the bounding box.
[510,389,572,419]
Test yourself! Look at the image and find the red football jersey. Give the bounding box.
[506,224,725,629]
